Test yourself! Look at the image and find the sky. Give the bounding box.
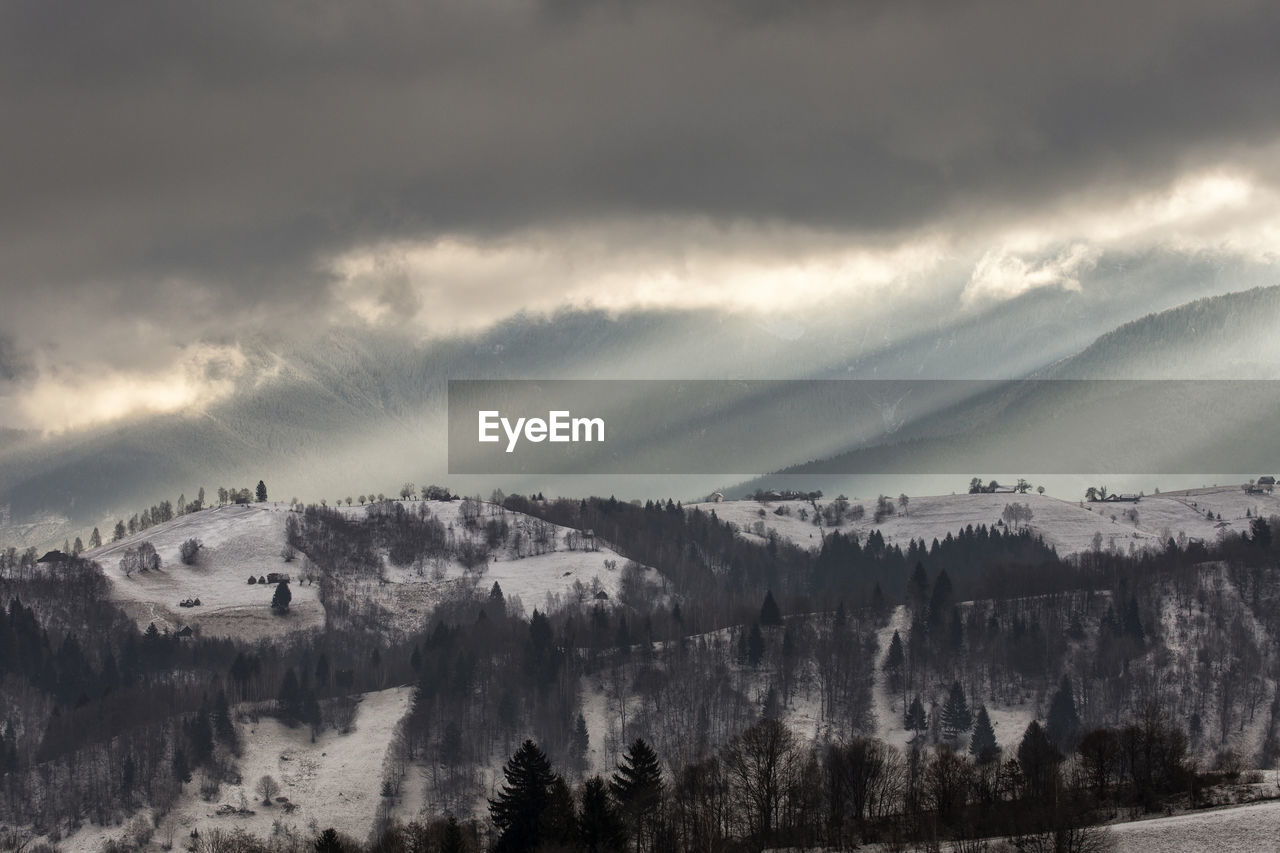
[3,0,1280,432]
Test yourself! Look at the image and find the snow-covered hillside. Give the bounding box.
[85,499,664,639]
[57,687,414,853]
[1110,795,1280,852]
[87,503,325,641]
[867,605,1034,756]
[351,500,665,635]
[694,487,1280,556]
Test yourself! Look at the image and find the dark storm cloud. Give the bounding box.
[1,0,1279,408]
[2,0,1279,291]
[0,337,30,384]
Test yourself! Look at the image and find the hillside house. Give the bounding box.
[1247,476,1276,494]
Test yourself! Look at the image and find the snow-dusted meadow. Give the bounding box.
[693,485,1280,557]
[352,499,665,634]
[85,499,665,639]
[1109,796,1280,852]
[86,503,325,641]
[56,687,414,853]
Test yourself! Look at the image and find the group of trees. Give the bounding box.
[8,487,1280,848]
[0,546,424,833]
[487,738,661,853]
[968,478,1038,495]
[118,541,161,577]
[95,482,271,549]
[1001,501,1034,528]
[473,708,1148,852]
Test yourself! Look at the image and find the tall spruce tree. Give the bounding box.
[490,740,557,853]
[611,738,664,852]
[542,775,578,848]
[579,775,627,852]
[1017,721,1063,802]
[928,569,954,629]
[941,681,972,736]
[883,631,906,708]
[970,705,999,764]
[907,563,929,611]
[1045,675,1082,753]
[905,695,927,737]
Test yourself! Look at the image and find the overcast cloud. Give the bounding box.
[3,0,1280,430]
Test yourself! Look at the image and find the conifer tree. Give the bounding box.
[970,705,999,764]
[907,563,929,610]
[905,694,927,736]
[490,740,557,853]
[212,689,238,750]
[542,775,578,848]
[611,738,664,852]
[883,631,906,707]
[941,680,972,736]
[315,828,343,853]
[272,581,292,614]
[928,569,954,629]
[278,668,302,722]
[570,713,590,773]
[579,775,627,853]
[1045,675,1082,753]
[89,527,102,548]
[440,817,464,853]
[1017,720,1063,802]
[759,590,782,626]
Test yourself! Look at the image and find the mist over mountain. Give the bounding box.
[1,270,1276,546]
[735,283,1280,498]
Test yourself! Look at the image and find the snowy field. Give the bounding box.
[85,503,324,640]
[693,486,1280,557]
[57,687,414,853]
[1110,797,1280,852]
[379,500,663,616]
[85,500,663,639]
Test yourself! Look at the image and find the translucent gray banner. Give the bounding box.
[447,379,1280,476]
